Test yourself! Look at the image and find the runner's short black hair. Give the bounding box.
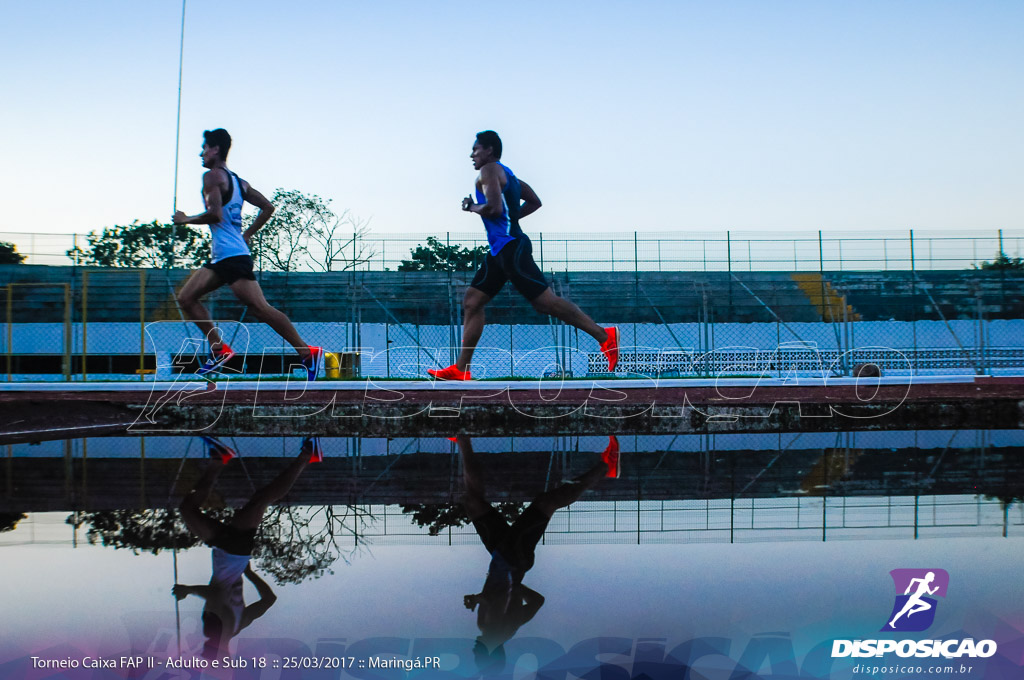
[203,128,232,160]
[475,130,502,159]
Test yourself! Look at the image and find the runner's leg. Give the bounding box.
[456,287,493,372]
[529,461,608,518]
[229,279,312,359]
[504,237,608,344]
[530,288,608,344]
[177,268,227,349]
[231,444,316,530]
[457,434,492,520]
[179,460,229,542]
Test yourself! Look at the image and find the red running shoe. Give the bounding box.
[428,365,472,381]
[301,436,324,463]
[201,436,237,464]
[602,435,620,478]
[600,327,619,372]
[300,346,324,381]
[197,343,236,376]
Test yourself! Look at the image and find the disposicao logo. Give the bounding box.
[831,569,998,659]
[882,568,948,632]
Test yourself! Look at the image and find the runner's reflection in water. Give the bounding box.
[173,436,323,660]
[455,434,619,675]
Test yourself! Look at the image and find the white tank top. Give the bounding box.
[208,171,250,263]
[210,547,249,635]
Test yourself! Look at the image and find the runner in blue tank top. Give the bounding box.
[455,434,618,674]
[173,129,322,379]
[428,130,619,380]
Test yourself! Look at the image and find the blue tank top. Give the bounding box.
[477,162,524,255]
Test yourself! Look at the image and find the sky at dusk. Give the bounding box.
[1,1,1022,240]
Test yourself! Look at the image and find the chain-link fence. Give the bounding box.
[4,229,1023,271]
[7,496,1019,550]
[2,229,1024,382]
[6,430,1023,547]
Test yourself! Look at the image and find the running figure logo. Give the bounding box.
[882,568,949,632]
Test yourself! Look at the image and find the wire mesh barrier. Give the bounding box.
[7,495,1020,549]
[350,495,1023,547]
[4,229,1023,271]
[1,245,1024,381]
[5,430,1023,547]
[3,282,71,380]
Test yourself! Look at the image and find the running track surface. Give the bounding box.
[2,375,1024,406]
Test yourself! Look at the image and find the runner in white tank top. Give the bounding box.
[172,128,323,379]
[207,171,249,263]
[174,436,325,659]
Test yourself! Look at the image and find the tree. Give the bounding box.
[398,236,490,272]
[253,504,369,584]
[0,513,26,532]
[68,504,371,584]
[0,241,26,264]
[973,253,1024,271]
[69,508,207,555]
[399,501,524,536]
[247,189,374,272]
[67,220,210,268]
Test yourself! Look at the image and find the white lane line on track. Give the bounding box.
[0,375,982,392]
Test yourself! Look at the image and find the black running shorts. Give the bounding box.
[470,235,549,301]
[204,255,256,285]
[471,504,551,574]
[206,523,257,556]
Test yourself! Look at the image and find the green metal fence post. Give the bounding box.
[910,229,918,367]
[5,285,11,382]
[63,283,71,381]
[818,231,828,322]
[81,272,88,381]
[727,231,731,274]
[139,270,146,380]
[634,231,638,274]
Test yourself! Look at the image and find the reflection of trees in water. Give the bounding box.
[69,508,211,554]
[401,502,524,536]
[255,505,371,584]
[981,478,1024,509]
[0,513,27,533]
[67,505,372,584]
[984,494,1023,509]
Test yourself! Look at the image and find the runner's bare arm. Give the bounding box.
[518,180,542,219]
[240,181,276,242]
[516,584,545,624]
[464,163,504,219]
[173,171,225,225]
[239,566,277,629]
